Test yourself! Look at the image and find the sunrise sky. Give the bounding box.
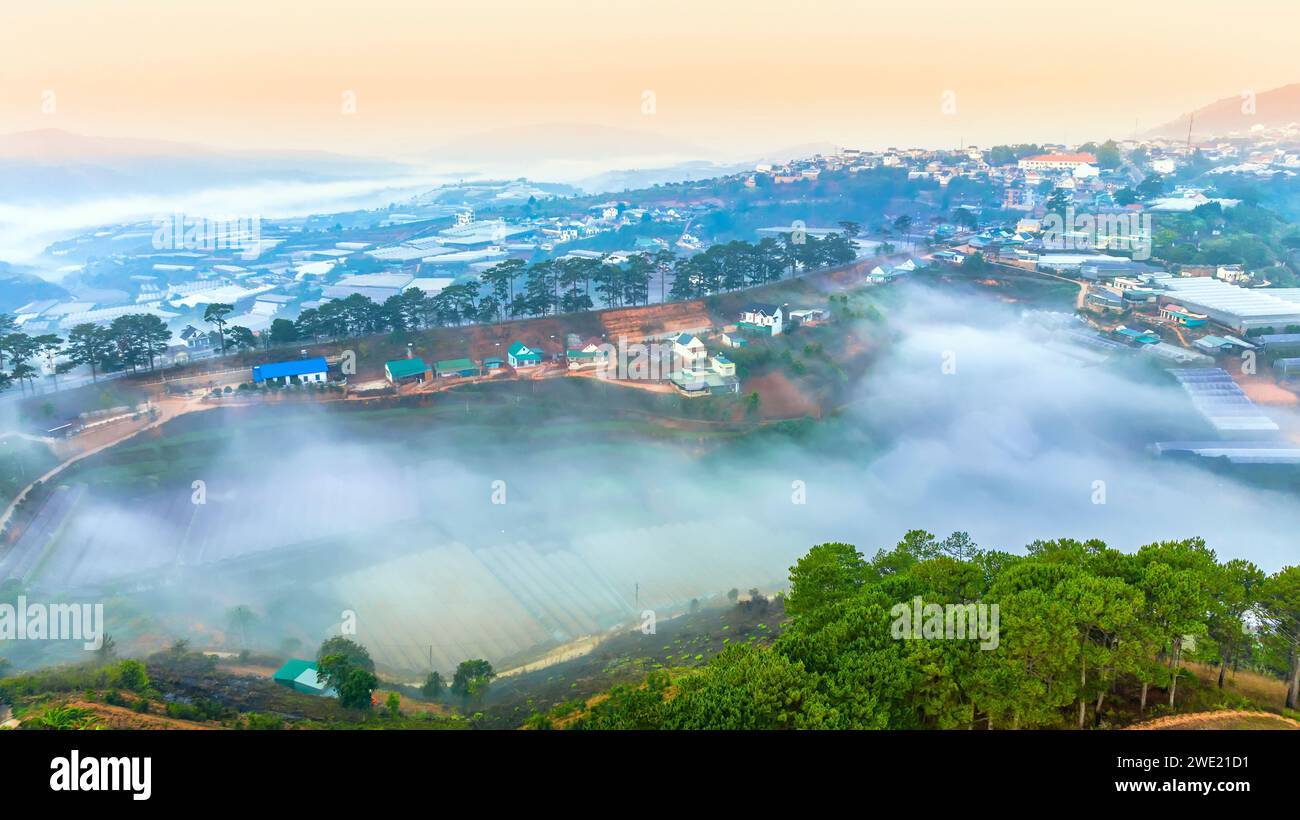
[5,0,1299,160]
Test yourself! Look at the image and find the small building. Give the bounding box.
[710,355,736,377]
[252,356,329,385]
[435,358,480,378]
[1086,289,1125,311]
[1256,333,1300,356]
[669,367,740,397]
[738,304,784,336]
[787,308,828,327]
[385,357,429,384]
[482,356,505,371]
[272,659,334,697]
[1159,304,1208,327]
[507,341,544,368]
[180,324,214,351]
[670,332,709,366]
[720,332,749,349]
[1193,335,1233,354]
[1114,326,1160,346]
[566,340,609,371]
[1275,357,1300,380]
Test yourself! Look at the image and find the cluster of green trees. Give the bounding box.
[0,230,860,390]
[667,233,856,301]
[565,532,1300,729]
[282,235,854,343]
[0,302,269,395]
[1151,201,1295,275]
[314,636,496,712]
[0,312,179,395]
[316,636,379,709]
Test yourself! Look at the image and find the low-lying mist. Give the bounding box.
[9,283,1300,674]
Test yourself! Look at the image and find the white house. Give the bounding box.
[738,304,784,336]
[788,308,828,327]
[566,339,609,370]
[670,332,709,366]
[507,341,544,368]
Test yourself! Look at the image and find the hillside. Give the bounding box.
[1148,83,1300,140]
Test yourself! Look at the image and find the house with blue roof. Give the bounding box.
[252,356,329,385]
[670,332,708,366]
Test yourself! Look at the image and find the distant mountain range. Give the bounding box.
[0,129,416,202]
[422,125,843,192]
[1148,83,1300,140]
[428,122,714,165]
[0,262,68,313]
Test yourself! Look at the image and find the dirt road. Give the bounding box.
[0,394,212,535]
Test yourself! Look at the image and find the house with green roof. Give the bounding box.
[435,357,480,378]
[385,356,429,384]
[566,340,609,371]
[272,658,334,697]
[669,366,740,397]
[507,341,543,368]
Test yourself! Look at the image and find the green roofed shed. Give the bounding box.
[273,659,333,696]
[435,358,479,377]
[385,357,428,382]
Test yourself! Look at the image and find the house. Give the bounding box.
[787,308,828,327]
[1114,326,1160,346]
[566,340,609,370]
[385,357,429,384]
[435,358,480,378]
[1159,304,1208,327]
[252,356,329,385]
[507,341,544,368]
[272,659,334,697]
[1194,335,1234,354]
[180,324,214,351]
[720,332,749,349]
[669,366,740,397]
[1216,264,1252,284]
[670,332,709,366]
[1017,152,1098,172]
[738,304,784,336]
[1086,289,1125,311]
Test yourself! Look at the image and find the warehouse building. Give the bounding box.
[1157,279,1300,333]
[251,356,329,385]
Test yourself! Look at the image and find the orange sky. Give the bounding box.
[4,0,1298,159]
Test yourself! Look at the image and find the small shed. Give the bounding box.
[273,659,333,697]
[385,357,429,384]
[435,358,480,378]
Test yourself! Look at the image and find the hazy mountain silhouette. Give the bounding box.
[1148,83,1300,139]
